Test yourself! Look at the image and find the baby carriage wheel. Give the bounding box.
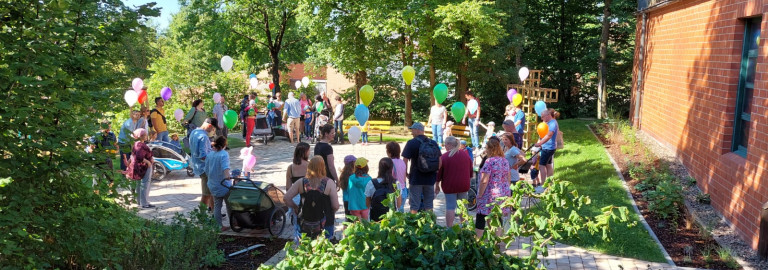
[152,161,166,181]
[467,188,478,211]
[268,208,286,236]
[230,214,244,232]
[185,166,194,177]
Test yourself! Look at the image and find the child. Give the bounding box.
[365,158,400,221]
[245,100,257,146]
[148,130,157,142]
[338,155,357,222]
[315,110,329,141]
[443,121,454,140]
[530,148,543,193]
[304,105,314,140]
[170,133,182,149]
[347,157,371,221]
[361,121,370,145]
[386,142,407,212]
[478,121,496,148]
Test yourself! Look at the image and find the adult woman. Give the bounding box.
[475,138,511,238]
[131,128,154,208]
[500,133,526,185]
[427,98,447,146]
[332,96,344,144]
[183,99,209,136]
[435,136,471,227]
[284,156,340,239]
[314,124,339,181]
[534,108,560,189]
[299,93,312,136]
[244,100,257,146]
[206,136,232,231]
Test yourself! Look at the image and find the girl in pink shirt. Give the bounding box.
[386,142,407,212]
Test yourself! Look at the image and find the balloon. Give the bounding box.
[451,102,465,121]
[224,110,238,129]
[301,77,310,87]
[317,102,324,112]
[519,67,530,82]
[174,108,184,121]
[506,89,517,102]
[360,85,374,106]
[268,82,275,90]
[249,73,257,79]
[137,90,148,104]
[513,94,523,106]
[239,147,256,172]
[294,80,302,89]
[221,56,233,72]
[161,87,172,101]
[131,78,143,91]
[124,90,138,107]
[354,104,369,126]
[534,100,547,116]
[537,122,550,138]
[401,66,415,85]
[468,99,478,114]
[347,126,361,145]
[249,77,258,89]
[248,108,255,116]
[213,92,222,103]
[433,83,448,104]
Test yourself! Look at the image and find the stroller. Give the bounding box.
[312,113,329,143]
[148,141,194,181]
[222,171,288,235]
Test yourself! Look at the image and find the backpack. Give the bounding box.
[370,178,395,222]
[298,178,329,238]
[416,136,441,173]
[148,109,166,128]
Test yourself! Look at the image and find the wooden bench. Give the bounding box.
[342,120,392,143]
[422,122,470,140]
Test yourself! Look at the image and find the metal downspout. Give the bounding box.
[634,12,648,128]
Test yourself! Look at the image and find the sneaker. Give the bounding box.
[534,186,544,194]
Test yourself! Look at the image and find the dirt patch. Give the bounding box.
[592,123,742,269]
[213,236,289,270]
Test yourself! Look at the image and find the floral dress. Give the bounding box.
[477,156,511,216]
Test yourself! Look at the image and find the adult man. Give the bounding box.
[401,122,439,213]
[212,96,229,141]
[118,110,142,170]
[283,92,302,143]
[333,96,344,144]
[89,121,117,184]
[189,118,219,210]
[150,97,170,142]
[460,91,480,147]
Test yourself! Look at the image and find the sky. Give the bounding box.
[122,0,180,31]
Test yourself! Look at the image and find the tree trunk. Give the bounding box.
[429,60,436,105]
[270,51,281,95]
[354,70,367,104]
[456,42,470,103]
[597,0,612,119]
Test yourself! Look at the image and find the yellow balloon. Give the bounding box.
[513,93,523,106]
[402,66,415,85]
[360,85,374,106]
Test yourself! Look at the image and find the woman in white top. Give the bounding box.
[427,97,447,146]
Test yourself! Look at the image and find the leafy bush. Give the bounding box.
[696,193,711,205]
[643,179,684,221]
[265,180,633,269]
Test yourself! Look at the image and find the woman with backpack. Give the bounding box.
[128,128,154,208]
[284,156,339,240]
[365,158,401,222]
[347,157,371,221]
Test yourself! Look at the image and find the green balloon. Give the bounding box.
[433,83,448,104]
[248,108,255,116]
[317,102,324,112]
[267,102,275,110]
[224,110,238,129]
[450,102,465,121]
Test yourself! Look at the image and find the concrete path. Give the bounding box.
[132,137,690,270]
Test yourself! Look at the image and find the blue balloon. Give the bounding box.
[249,73,257,79]
[534,101,547,116]
[354,104,369,126]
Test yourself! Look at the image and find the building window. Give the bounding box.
[733,18,761,157]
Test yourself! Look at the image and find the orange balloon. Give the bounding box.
[137,90,148,104]
[537,122,549,138]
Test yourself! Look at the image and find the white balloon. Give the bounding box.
[131,78,143,91]
[468,99,478,114]
[174,108,184,122]
[347,126,361,145]
[213,92,222,103]
[301,77,310,87]
[220,56,233,72]
[295,80,302,89]
[518,67,530,82]
[124,90,138,107]
[249,77,258,89]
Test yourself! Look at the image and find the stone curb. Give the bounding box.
[586,124,676,266]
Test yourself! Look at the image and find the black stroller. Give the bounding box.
[221,173,288,235]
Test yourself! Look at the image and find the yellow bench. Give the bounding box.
[342,120,392,143]
[422,122,470,140]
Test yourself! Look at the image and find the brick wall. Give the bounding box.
[631,0,768,250]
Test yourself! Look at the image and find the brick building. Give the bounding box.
[631,0,768,249]
[257,63,355,102]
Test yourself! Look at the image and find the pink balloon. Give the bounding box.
[507,89,517,102]
[161,87,172,101]
[213,92,222,103]
[132,78,143,91]
[239,147,257,172]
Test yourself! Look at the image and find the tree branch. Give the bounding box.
[231,28,269,48]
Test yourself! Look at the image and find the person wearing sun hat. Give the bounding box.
[347,157,371,221]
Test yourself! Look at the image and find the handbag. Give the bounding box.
[182,110,198,130]
[556,130,564,150]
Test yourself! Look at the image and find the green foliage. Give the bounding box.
[716,247,740,269]
[696,193,711,205]
[265,179,633,269]
[643,179,684,221]
[686,176,697,186]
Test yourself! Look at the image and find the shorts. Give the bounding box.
[474,213,502,230]
[409,184,435,211]
[444,192,468,211]
[349,209,369,221]
[201,173,211,196]
[539,149,555,166]
[287,117,301,135]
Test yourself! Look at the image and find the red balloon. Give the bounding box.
[268,82,275,90]
[137,90,148,104]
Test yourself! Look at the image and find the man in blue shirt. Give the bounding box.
[534,109,558,189]
[190,118,219,210]
[283,92,302,144]
[401,122,438,214]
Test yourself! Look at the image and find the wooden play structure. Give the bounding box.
[507,70,558,148]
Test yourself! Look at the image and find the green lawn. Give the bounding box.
[546,119,667,263]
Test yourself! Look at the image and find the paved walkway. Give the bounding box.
[132,137,690,270]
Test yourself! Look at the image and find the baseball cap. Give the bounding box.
[355,157,368,168]
[460,140,467,145]
[344,155,357,164]
[408,122,425,131]
[204,118,219,130]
